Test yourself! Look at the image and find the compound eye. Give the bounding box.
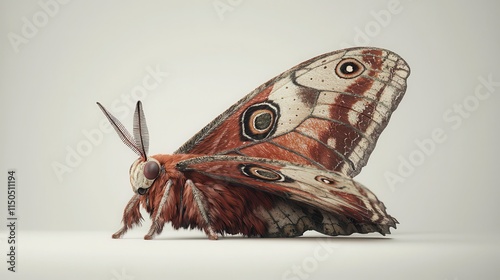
[143,161,160,180]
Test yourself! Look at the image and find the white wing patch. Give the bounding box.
[266,77,314,135]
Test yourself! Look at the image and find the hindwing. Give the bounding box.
[177,155,397,230]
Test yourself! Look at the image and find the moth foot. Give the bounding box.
[207,227,218,240]
[208,233,219,240]
[112,227,127,239]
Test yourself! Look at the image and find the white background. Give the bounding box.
[1,0,499,279]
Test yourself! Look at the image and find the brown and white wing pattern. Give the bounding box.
[175,47,410,177]
[256,198,394,237]
[177,155,397,236]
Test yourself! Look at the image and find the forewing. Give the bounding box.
[177,155,397,228]
[175,47,410,177]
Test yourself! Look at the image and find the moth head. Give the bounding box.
[97,100,160,195]
[129,157,162,195]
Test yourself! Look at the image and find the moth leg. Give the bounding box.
[185,179,218,240]
[112,194,142,239]
[144,180,173,240]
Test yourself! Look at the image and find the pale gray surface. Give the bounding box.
[4,231,500,280]
[1,1,499,279]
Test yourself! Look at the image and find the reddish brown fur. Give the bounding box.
[134,154,277,237]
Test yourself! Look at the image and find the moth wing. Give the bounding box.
[175,47,410,177]
[177,155,397,229]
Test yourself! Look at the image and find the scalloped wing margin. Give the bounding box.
[174,47,410,178]
[177,155,397,232]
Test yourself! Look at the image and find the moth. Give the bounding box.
[97,47,410,240]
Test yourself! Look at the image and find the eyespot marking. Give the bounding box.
[240,164,286,182]
[315,175,337,185]
[335,58,365,79]
[241,102,279,141]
